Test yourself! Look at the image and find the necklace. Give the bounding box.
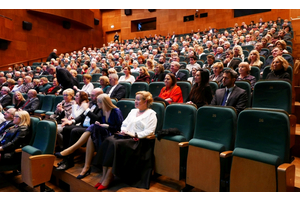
[139,108,148,113]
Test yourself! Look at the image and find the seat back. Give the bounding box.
[116,99,135,119]
[252,80,292,113]
[163,104,197,142]
[150,101,165,133]
[92,73,102,82]
[209,81,219,95]
[52,95,64,112]
[241,45,254,52]
[235,108,290,164]
[250,66,260,81]
[118,82,131,98]
[179,69,190,78]
[177,81,191,102]
[263,66,293,81]
[29,117,41,145]
[36,94,44,109]
[32,120,57,154]
[110,98,118,106]
[40,95,55,111]
[115,66,122,72]
[235,80,251,108]
[92,82,100,88]
[117,72,125,78]
[129,82,149,98]
[148,71,155,80]
[131,71,139,79]
[76,74,83,82]
[149,82,165,97]
[192,106,237,151]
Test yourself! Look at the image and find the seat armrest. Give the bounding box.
[277,163,295,192]
[220,150,233,158]
[146,133,155,140]
[15,148,22,153]
[22,145,42,155]
[178,142,189,147]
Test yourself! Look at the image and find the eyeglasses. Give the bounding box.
[14,116,20,118]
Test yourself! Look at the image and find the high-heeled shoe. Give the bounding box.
[94,182,101,188]
[97,184,109,190]
[54,152,66,158]
[76,168,91,179]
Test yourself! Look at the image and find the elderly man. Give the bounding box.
[13,71,21,81]
[0,77,7,90]
[262,47,293,72]
[20,89,39,115]
[215,47,226,61]
[223,50,241,70]
[56,88,103,171]
[211,69,247,115]
[48,66,78,92]
[87,61,101,74]
[244,34,256,46]
[47,49,58,62]
[19,76,34,93]
[0,86,12,108]
[106,74,126,100]
[255,42,269,58]
[170,61,187,81]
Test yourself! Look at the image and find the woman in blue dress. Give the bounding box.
[55,93,123,179]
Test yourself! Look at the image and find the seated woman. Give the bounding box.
[99,76,110,93]
[187,69,213,108]
[247,50,263,69]
[37,77,52,94]
[108,68,117,75]
[233,45,245,62]
[54,94,123,179]
[237,62,257,90]
[209,62,224,83]
[81,64,88,75]
[151,64,165,82]
[131,60,140,73]
[101,68,109,77]
[118,66,135,84]
[266,56,290,81]
[12,78,24,93]
[70,91,89,120]
[135,67,150,83]
[0,110,30,164]
[33,79,40,91]
[93,91,157,190]
[13,91,26,110]
[146,59,155,71]
[46,78,61,95]
[73,74,94,96]
[6,79,15,92]
[137,55,145,65]
[154,73,183,106]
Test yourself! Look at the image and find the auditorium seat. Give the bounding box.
[262,66,293,81]
[118,81,131,98]
[91,73,102,82]
[34,95,55,118]
[229,108,295,192]
[45,95,64,119]
[177,81,191,102]
[186,106,237,191]
[235,80,251,108]
[129,82,149,99]
[154,104,197,181]
[116,99,135,119]
[149,101,166,133]
[241,45,254,52]
[209,81,219,95]
[149,82,165,97]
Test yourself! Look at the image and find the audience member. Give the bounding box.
[136,67,151,83]
[0,86,12,108]
[209,62,224,83]
[13,91,26,110]
[106,74,126,100]
[20,89,39,115]
[119,66,135,84]
[266,56,290,81]
[236,62,257,90]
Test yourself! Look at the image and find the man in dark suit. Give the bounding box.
[0,86,12,109]
[55,88,103,171]
[170,61,187,81]
[46,49,58,62]
[0,108,16,136]
[223,50,241,70]
[20,89,39,115]
[211,69,247,115]
[48,66,78,92]
[106,74,126,100]
[255,42,269,59]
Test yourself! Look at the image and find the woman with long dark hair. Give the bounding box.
[186,69,213,108]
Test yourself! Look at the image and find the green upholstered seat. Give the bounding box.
[149,101,165,133]
[149,82,165,97]
[118,81,131,98]
[252,80,292,113]
[34,95,55,115]
[116,99,135,119]
[91,73,102,82]
[129,82,149,98]
[262,65,293,82]
[176,81,191,103]
[209,81,219,95]
[235,80,251,108]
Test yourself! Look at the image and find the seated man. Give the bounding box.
[215,47,226,61]
[255,42,269,58]
[262,47,294,72]
[211,69,247,115]
[223,50,241,70]
[0,108,16,136]
[0,86,12,109]
[20,89,39,115]
[56,88,103,171]
[19,76,34,93]
[170,61,187,81]
[106,74,126,100]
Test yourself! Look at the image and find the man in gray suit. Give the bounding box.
[20,89,39,115]
[211,69,247,115]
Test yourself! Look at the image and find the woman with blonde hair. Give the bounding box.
[99,76,110,93]
[237,62,257,90]
[119,66,135,84]
[247,50,263,69]
[233,45,245,61]
[108,68,117,75]
[0,110,31,163]
[135,67,150,83]
[131,60,140,73]
[55,94,123,179]
[146,59,155,71]
[13,91,26,110]
[266,56,290,81]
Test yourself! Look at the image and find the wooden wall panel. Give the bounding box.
[0,9,103,68]
[101,9,290,41]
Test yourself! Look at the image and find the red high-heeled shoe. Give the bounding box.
[97,184,109,190]
[94,182,101,188]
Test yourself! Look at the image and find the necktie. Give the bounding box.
[22,100,30,109]
[221,89,229,106]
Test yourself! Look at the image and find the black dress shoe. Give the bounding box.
[76,168,91,179]
[54,152,66,158]
[55,161,74,171]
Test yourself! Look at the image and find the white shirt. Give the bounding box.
[186,63,201,72]
[80,82,94,95]
[119,75,135,84]
[71,104,85,119]
[12,84,23,93]
[131,68,140,73]
[121,109,157,138]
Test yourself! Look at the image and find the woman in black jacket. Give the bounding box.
[0,110,31,163]
[151,64,165,82]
